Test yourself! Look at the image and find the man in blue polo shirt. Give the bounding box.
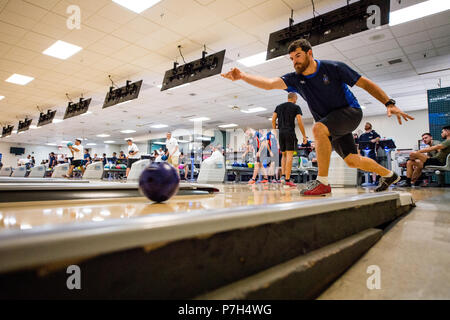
[222,38,414,195]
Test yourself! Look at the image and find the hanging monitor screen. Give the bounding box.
[266,0,390,60]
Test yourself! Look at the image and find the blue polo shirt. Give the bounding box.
[281,60,361,121]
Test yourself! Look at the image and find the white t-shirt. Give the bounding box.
[165,137,180,157]
[128,143,140,159]
[72,144,84,160]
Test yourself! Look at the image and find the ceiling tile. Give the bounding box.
[0,10,38,30]
[110,45,150,62]
[4,0,48,21]
[251,0,291,21]
[403,41,434,54]
[397,31,429,47]
[22,0,60,10]
[206,0,248,20]
[96,2,137,25]
[84,14,122,34]
[227,9,265,31]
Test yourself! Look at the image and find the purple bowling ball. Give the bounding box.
[139,162,180,202]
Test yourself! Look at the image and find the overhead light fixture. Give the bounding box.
[30,125,41,130]
[46,143,57,146]
[38,109,57,127]
[103,79,143,109]
[389,0,450,26]
[63,97,91,119]
[112,0,161,13]
[167,83,191,91]
[177,139,190,143]
[361,105,367,109]
[80,111,92,116]
[97,134,110,138]
[152,141,166,145]
[150,124,168,128]
[0,96,4,101]
[218,124,238,128]
[124,137,134,140]
[120,129,136,134]
[104,140,115,144]
[237,52,283,67]
[5,74,34,85]
[161,49,226,91]
[42,40,82,60]
[87,143,97,146]
[61,140,71,144]
[268,118,272,121]
[241,107,266,114]
[52,119,63,123]
[189,117,210,122]
[12,130,17,134]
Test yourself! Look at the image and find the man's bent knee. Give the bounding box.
[312,122,330,137]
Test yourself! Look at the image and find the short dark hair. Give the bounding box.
[288,39,312,54]
[288,92,297,100]
[75,138,82,143]
[443,126,450,131]
[422,133,431,137]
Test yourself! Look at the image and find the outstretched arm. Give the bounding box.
[355,76,414,124]
[221,68,287,90]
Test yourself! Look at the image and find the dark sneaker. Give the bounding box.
[300,180,331,196]
[375,172,400,192]
[397,179,411,187]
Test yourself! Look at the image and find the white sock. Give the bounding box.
[317,176,329,185]
[382,171,393,178]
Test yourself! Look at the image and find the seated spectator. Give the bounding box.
[85,156,92,166]
[118,151,126,159]
[420,132,441,157]
[93,153,101,162]
[308,142,317,167]
[398,126,450,187]
[57,153,65,164]
[102,153,107,166]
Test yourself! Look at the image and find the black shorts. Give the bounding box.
[319,107,363,159]
[127,158,139,168]
[279,129,298,152]
[71,160,83,167]
[424,157,444,167]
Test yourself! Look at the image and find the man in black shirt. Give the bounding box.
[358,122,381,183]
[49,152,57,168]
[272,92,307,187]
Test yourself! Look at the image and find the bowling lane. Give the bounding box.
[0,184,372,231]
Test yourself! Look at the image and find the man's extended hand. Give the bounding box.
[221,68,243,81]
[387,105,415,125]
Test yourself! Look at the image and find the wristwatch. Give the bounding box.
[385,98,396,107]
